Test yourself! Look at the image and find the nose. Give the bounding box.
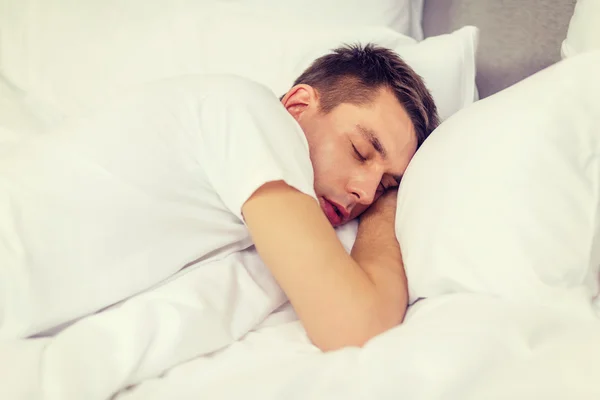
[347,172,381,206]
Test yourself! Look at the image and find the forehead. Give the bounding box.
[340,88,417,155]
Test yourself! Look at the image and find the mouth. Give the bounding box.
[320,197,349,227]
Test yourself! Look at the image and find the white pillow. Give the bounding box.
[396,50,600,313]
[0,2,478,124]
[0,0,423,40]
[214,0,425,40]
[561,0,600,58]
[0,0,423,97]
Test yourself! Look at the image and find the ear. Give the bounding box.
[280,84,319,122]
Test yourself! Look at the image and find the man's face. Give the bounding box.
[282,85,417,227]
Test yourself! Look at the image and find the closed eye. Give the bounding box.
[352,144,367,162]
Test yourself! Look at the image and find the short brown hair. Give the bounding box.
[291,43,439,147]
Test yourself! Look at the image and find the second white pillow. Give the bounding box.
[0,1,478,124]
[396,51,600,314]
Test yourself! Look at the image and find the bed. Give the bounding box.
[1,1,600,399]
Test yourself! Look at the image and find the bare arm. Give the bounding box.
[350,188,408,328]
[242,181,407,351]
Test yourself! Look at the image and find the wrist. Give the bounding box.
[359,203,395,227]
[355,211,396,251]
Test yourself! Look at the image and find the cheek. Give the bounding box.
[310,141,345,190]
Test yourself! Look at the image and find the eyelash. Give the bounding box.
[352,144,367,162]
[353,143,387,192]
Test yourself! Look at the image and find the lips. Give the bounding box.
[320,197,348,227]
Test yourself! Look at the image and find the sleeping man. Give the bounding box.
[0,44,439,350]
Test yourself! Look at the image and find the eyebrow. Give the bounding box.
[356,124,403,186]
[357,124,386,158]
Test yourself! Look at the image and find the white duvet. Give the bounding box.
[1,236,599,400]
[119,298,600,400]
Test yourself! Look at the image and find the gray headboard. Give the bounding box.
[422,0,576,98]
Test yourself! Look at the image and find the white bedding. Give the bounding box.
[0,74,61,138]
[0,245,288,400]
[1,222,599,400]
[118,298,600,400]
